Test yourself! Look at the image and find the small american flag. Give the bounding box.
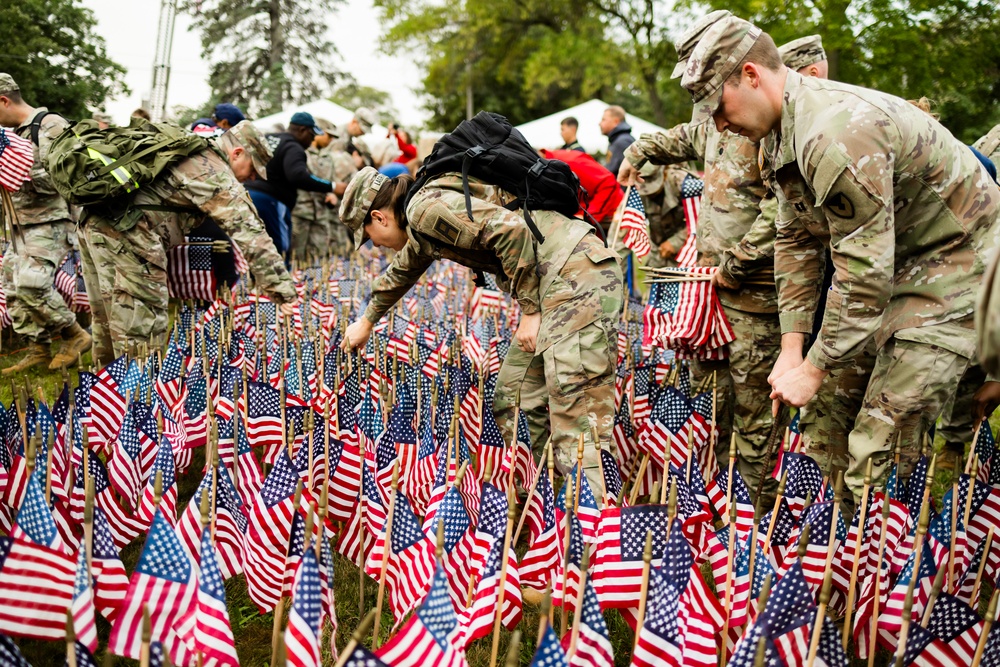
[245,449,300,613]
[620,186,651,259]
[364,492,435,620]
[375,566,468,667]
[107,509,197,665]
[193,527,240,667]
[285,547,323,667]
[533,624,569,667]
[71,538,99,653]
[167,237,218,302]
[675,174,703,267]
[0,633,30,667]
[521,472,559,593]
[563,579,614,667]
[631,565,683,667]
[0,128,33,192]
[54,251,89,313]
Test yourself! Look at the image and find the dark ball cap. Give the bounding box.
[213,103,246,126]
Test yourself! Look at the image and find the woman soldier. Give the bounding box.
[339,166,623,494]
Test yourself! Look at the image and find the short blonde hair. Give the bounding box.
[605,105,626,122]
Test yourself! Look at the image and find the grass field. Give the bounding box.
[0,341,988,667]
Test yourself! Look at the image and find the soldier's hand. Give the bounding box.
[769,334,807,416]
[973,381,1000,423]
[325,192,339,207]
[514,312,541,354]
[712,270,739,290]
[769,360,827,409]
[618,160,641,187]
[342,318,374,351]
[658,241,676,259]
[278,301,297,319]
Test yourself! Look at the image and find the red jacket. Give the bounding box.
[392,133,417,163]
[543,149,623,223]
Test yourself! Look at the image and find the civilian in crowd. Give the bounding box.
[559,117,585,152]
[212,103,245,131]
[599,105,635,176]
[389,123,417,163]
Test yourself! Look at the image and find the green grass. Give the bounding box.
[0,344,996,666]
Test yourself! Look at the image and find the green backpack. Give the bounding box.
[46,116,208,208]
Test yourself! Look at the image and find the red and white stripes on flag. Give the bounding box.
[0,128,33,192]
[167,239,217,302]
[0,536,75,640]
[620,186,651,259]
[675,175,703,267]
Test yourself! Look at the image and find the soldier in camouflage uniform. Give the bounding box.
[637,163,693,270]
[78,121,298,364]
[327,144,358,256]
[0,73,92,373]
[291,118,338,262]
[618,11,786,495]
[682,15,1000,498]
[771,34,875,479]
[975,125,1000,394]
[975,124,1000,165]
[338,167,623,494]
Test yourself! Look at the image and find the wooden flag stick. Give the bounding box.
[271,481,303,661]
[632,531,654,651]
[559,473,576,637]
[963,457,980,537]
[573,433,585,513]
[971,589,999,667]
[967,420,984,476]
[724,434,737,526]
[628,453,651,506]
[843,459,873,649]
[504,629,522,667]
[894,499,932,667]
[537,586,552,645]
[566,545,591,661]
[139,604,152,667]
[357,429,367,619]
[763,471,788,554]
[372,460,402,648]
[65,609,76,667]
[920,565,948,628]
[719,501,739,667]
[868,485,894,667]
[512,439,552,546]
[488,490,519,667]
[949,472,960,594]
[805,567,834,667]
[743,496,765,621]
[971,527,994,605]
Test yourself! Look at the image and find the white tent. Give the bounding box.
[514,99,668,155]
[252,99,389,144]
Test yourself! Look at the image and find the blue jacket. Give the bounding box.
[604,122,635,177]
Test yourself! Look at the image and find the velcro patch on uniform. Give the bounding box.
[432,215,461,244]
[825,192,855,219]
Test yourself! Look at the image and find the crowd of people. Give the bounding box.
[1,6,1000,514]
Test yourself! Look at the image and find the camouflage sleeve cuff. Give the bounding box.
[805,344,843,372]
[779,312,815,336]
[364,304,385,326]
[518,299,540,316]
[666,230,688,250]
[717,252,746,286]
[269,281,298,305]
[624,144,648,169]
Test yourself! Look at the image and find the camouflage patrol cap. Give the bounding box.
[671,10,732,79]
[340,166,389,249]
[217,120,273,180]
[636,163,665,196]
[354,107,376,133]
[92,112,113,124]
[681,15,762,126]
[0,73,19,94]
[778,35,826,71]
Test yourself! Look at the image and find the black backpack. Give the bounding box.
[408,111,604,246]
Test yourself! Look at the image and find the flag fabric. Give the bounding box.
[675,174,702,267]
[364,492,435,620]
[563,579,614,667]
[0,632,30,667]
[71,540,99,653]
[245,449,300,612]
[620,186,651,259]
[167,238,217,301]
[0,127,33,192]
[521,472,560,592]
[376,566,469,667]
[108,509,197,665]
[193,528,240,667]
[285,547,323,667]
[630,564,683,667]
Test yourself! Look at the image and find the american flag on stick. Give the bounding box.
[0,128,33,192]
[619,186,651,259]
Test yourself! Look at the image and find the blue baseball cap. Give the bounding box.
[289,111,324,135]
[213,103,245,126]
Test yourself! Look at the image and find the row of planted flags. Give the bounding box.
[0,255,1000,667]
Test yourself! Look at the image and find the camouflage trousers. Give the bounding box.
[329,220,352,257]
[799,341,876,478]
[845,329,972,500]
[938,363,987,452]
[1,221,76,343]
[78,215,169,365]
[290,214,330,263]
[721,307,785,498]
[494,243,623,497]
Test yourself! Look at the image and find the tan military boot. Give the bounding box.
[2,342,52,375]
[48,322,92,370]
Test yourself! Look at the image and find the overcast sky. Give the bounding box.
[81,0,428,127]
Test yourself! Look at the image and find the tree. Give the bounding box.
[376,0,689,131]
[689,0,1000,141]
[181,0,346,117]
[329,81,399,124]
[0,0,128,120]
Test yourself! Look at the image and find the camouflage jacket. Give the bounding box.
[642,166,691,268]
[86,147,297,304]
[624,122,778,313]
[974,124,1000,164]
[12,107,73,226]
[292,145,343,223]
[366,173,615,350]
[771,72,1000,370]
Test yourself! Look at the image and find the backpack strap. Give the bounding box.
[22,110,53,146]
[461,145,487,221]
[94,137,178,177]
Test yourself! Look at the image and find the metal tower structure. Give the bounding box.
[149,0,178,122]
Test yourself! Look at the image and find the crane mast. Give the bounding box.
[149,0,178,122]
